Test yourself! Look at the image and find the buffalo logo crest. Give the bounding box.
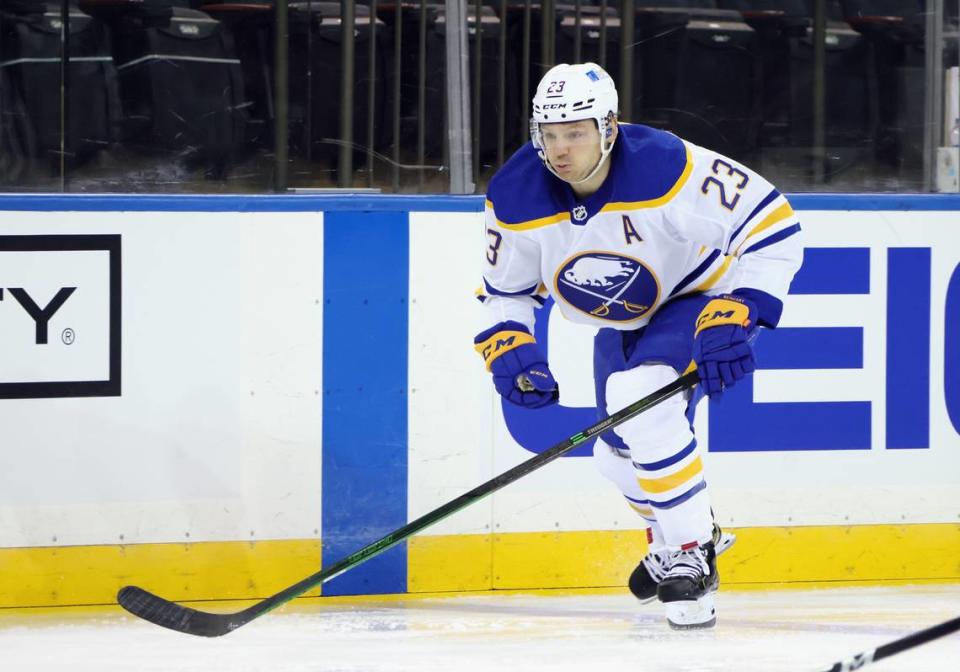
[554,252,659,321]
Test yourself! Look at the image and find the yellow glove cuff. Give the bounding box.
[695,297,752,336]
[474,330,536,371]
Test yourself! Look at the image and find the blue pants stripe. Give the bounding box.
[648,480,707,510]
[632,438,698,472]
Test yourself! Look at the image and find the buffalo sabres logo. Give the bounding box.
[554,252,659,322]
[572,205,588,222]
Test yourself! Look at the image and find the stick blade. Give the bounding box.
[117,586,239,637]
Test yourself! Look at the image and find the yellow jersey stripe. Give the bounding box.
[486,199,569,231]
[486,140,692,227]
[486,141,692,227]
[498,211,569,231]
[692,255,733,293]
[600,142,694,213]
[734,201,795,255]
[638,456,703,494]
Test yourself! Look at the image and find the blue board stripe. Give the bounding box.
[946,265,960,435]
[789,247,870,295]
[0,192,959,212]
[322,210,408,596]
[0,194,485,212]
[886,248,931,449]
[758,327,864,369]
[709,378,871,451]
[785,193,960,211]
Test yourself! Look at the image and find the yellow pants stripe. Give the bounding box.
[628,501,655,517]
[637,456,703,494]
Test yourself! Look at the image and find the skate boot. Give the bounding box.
[656,541,718,630]
[629,523,734,605]
[628,547,669,604]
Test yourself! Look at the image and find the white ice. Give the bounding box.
[1,584,958,671]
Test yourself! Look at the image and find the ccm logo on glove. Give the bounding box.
[695,297,753,334]
[475,321,559,409]
[475,329,536,370]
[692,295,758,397]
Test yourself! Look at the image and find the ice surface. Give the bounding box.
[1,584,958,671]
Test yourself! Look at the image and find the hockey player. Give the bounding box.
[474,63,802,629]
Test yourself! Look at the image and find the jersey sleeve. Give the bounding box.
[476,200,546,334]
[664,143,803,328]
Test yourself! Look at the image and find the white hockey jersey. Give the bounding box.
[479,123,803,334]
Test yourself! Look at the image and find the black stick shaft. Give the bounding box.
[820,614,960,672]
[119,371,698,635]
[247,371,699,620]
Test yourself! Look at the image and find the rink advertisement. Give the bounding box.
[0,194,958,609]
[0,234,120,398]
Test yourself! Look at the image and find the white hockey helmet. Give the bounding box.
[530,62,619,183]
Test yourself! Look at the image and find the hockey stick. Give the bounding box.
[118,370,700,637]
[818,614,960,671]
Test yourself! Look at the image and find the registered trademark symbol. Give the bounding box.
[62,328,75,345]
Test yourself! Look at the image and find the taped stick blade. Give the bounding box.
[118,586,239,637]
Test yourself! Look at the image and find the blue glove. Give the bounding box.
[474,320,558,409]
[692,295,757,397]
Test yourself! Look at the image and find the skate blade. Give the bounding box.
[665,595,717,630]
[715,531,736,556]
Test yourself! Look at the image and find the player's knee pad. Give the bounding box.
[605,364,693,461]
[592,437,646,501]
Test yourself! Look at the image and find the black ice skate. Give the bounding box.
[628,524,734,605]
[656,541,718,630]
[628,547,669,604]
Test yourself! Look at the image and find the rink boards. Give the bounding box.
[0,193,958,609]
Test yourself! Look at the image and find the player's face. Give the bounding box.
[540,120,602,181]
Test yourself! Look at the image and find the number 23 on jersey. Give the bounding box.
[701,158,749,211]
